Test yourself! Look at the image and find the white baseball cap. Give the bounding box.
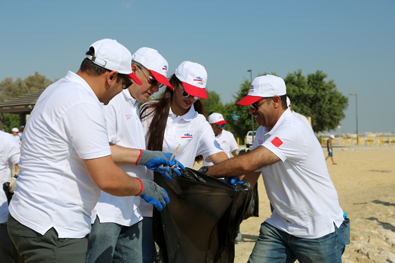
[86,38,142,85]
[12,128,19,132]
[132,47,172,88]
[330,135,335,139]
[175,61,208,99]
[208,113,228,125]
[20,125,25,129]
[237,75,286,106]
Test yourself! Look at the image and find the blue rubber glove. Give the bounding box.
[139,179,170,211]
[225,177,244,185]
[137,150,174,179]
[163,153,185,176]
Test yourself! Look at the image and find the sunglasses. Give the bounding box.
[250,98,271,111]
[179,85,199,100]
[217,124,226,129]
[120,75,133,90]
[137,65,160,87]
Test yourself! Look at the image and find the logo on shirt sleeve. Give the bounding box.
[214,140,223,150]
[271,137,283,147]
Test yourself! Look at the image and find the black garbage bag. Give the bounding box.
[153,168,253,263]
[243,182,259,220]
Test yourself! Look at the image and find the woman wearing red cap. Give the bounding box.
[139,61,228,262]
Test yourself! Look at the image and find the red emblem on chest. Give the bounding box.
[271,137,283,147]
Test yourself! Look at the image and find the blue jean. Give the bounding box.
[86,216,143,263]
[248,220,349,263]
[142,217,155,263]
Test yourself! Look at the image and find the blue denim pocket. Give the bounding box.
[340,218,350,244]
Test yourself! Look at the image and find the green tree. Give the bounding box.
[285,70,348,132]
[227,79,258,139]
[0,72,53,131]
[2,113,20,133]
[0,72,52,103]
[201,90,225,117]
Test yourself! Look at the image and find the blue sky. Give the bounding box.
[1,0,394,133]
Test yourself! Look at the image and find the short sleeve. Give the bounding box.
[8,139,20,165]
[229,133,238,152]
[262,126,307,163]
[196,121,224,159]
[62,102,111,160]
[104,102,118,145]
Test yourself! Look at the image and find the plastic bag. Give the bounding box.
[153,168,252,263]
[243,182,259,219]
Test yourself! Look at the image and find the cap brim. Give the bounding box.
[237,95,263,106]
[151,71,172,89]
[182,82,207,99]
[127,72,142,85]
[214,120,228,125]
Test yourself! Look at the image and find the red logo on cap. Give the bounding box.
[271,137,283,147]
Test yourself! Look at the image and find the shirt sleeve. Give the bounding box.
[229,133,239,152]
[62,101,111,160]
[7,139,20,165]
[262,125,307,163]
[196,121,224,159]
[104,101,119,145]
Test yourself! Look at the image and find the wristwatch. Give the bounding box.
[199,166,208,174]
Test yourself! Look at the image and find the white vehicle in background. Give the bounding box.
[245,131,256,149]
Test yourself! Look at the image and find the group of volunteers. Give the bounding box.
[1,37,350,263]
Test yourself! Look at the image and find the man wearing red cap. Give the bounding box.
[199,75,349,263]
[7,39,178,262]
[86,47,183,263]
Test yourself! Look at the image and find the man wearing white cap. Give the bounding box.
[325,135,337,165]
[86,47,180,263]
[203,113,238,166]
[7,39,180,262]
[0,130,20,262]
[11,128,21,145]
[199,75,349,262]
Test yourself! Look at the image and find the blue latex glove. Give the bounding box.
[163,153,185,176]
[139,179,170,211]
[137,150,175,179]
[225,177,244,185]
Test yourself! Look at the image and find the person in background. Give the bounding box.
[140,61,228,262]
[203,112,238,166]
[11,128,20,146]
[199,75,349,263]
[0,130,20,263]
[86,47,182,263]
[18,126,24,141]
[7,39,176,263]
[325,135,337,165]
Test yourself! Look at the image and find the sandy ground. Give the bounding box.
[230,146,395,263]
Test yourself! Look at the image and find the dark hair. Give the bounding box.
[140,74,206,151]
[79,47,124,83]
[280,95,287,109]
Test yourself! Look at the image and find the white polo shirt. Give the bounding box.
[140,102,223,216]
[91,89,145,226]
[203,130,238,166]
[252,108,344,239]
[9,71,111,238]
[0,131,20,224]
